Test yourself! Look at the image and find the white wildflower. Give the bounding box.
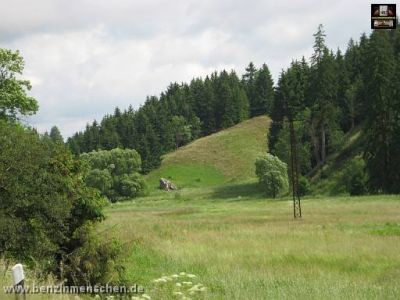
[182,281,192,286]
[179,272,186,276]
[171,274,179,278]
[176,282,182,287]
[173,291,184,296]
[188,285,199,291]
[141,294,151,300]
[187,274,196,278]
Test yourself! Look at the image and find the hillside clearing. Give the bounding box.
[146,116,270,189]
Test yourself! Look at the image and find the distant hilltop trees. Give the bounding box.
[67,66,274,172]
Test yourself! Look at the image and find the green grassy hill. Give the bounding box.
[146,115,270,189]
[146,114,365,196]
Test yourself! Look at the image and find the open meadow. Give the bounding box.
[103,184,400,299]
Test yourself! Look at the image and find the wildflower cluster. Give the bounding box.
[130,293,152,300]
[102,295,151,300]
[151,272,206,299]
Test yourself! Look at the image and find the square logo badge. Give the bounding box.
[371,4,397,29]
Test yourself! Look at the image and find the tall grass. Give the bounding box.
[104,189,400,299]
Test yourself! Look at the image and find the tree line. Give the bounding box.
[269,24,400,194]
[66,64,274,172]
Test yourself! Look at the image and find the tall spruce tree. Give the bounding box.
[49,126,64,144]
[309,25,340,167]
[363,30,396,193]
[251,64,274,116]
[242,62,257,113]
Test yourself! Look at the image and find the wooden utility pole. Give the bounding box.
[288,118,302,218]
[282,95,302,219]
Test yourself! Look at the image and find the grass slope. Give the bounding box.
[104,188,400,299]
[146,116,270,189]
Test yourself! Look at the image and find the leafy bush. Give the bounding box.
[341,157,368,195]
[115,173,146,198]
[255,154,289,197]
[62,223,124,286]
[81,148,146,201]
[298,176,311,196]
[0,122,121,285]
[85,169,113,194]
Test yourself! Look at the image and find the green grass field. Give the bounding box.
[106,117,400,299]
[103,186,400,299]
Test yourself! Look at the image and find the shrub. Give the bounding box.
[62,223,124,286]
[85,169,113,194]
[115,173,146,198]
[341,157,368,195]
[81,148,146,201]
[298,176,311,196]
[0,122,118,285]
[255,154,289,198]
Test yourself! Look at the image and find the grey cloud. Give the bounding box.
[0,0,192,41]
[0,0,371,137]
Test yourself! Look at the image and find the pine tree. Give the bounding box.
[242,62,257,112]
[363,30,396,192]
[214,70,235,129]
[202,76,217,133]
[242,62,257,85]
[191,77,216,135]
[269,72,285,151]
[90,120,100,150]
[308,25,340,167]
[251,64,274,116]
[67,135,81,155]
[135,111,161,172]
[311,24,326,65]
[229,70,249,122]
[389,50,400,192]
[99,117,120,150]
[49,126,63,144]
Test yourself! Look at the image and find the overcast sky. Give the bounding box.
[0,0,372,137]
